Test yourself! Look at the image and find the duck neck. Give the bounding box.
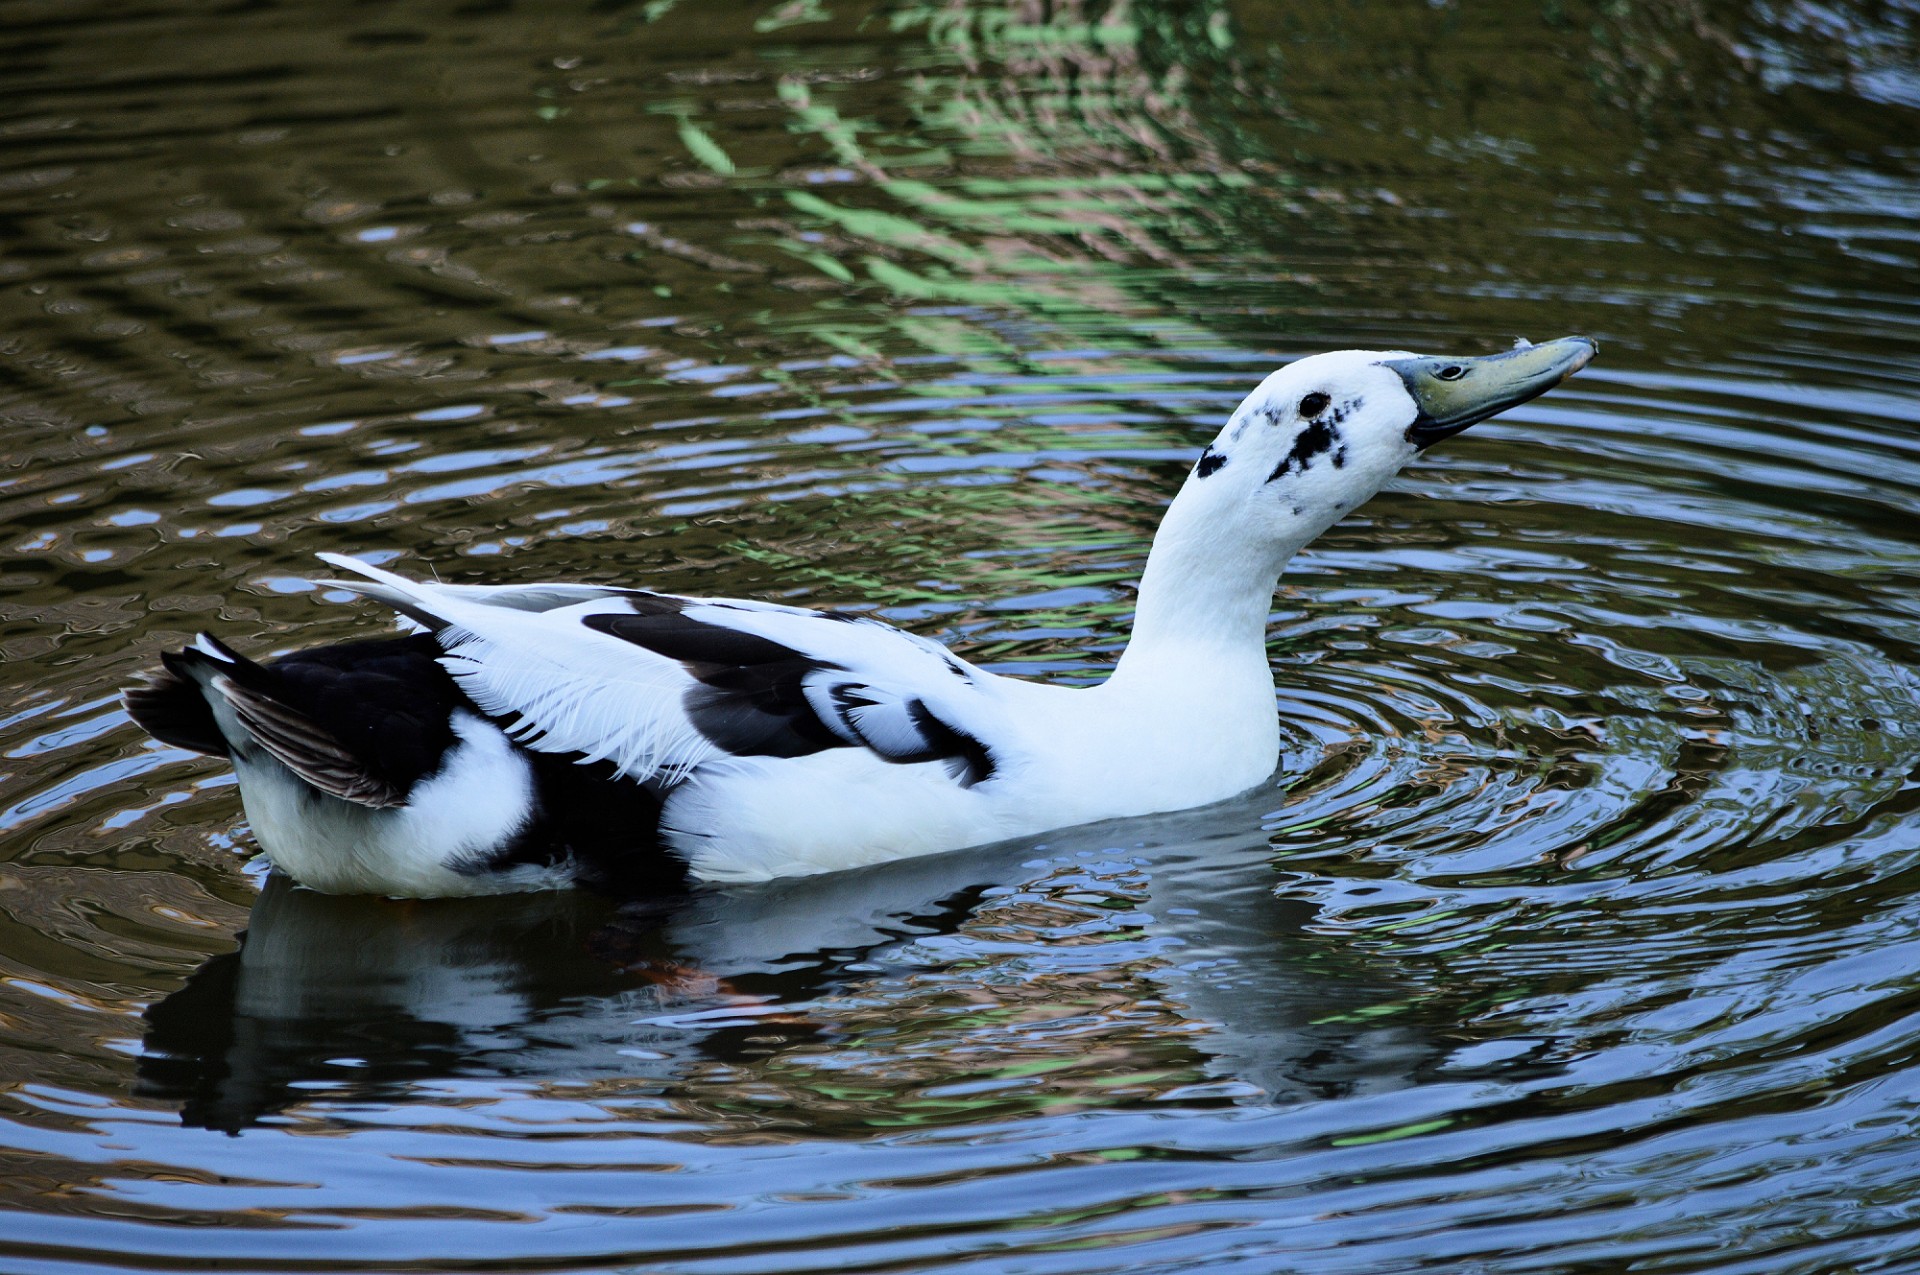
[1106,480,1299,695]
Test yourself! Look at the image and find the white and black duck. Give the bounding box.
[126,337,1597,897]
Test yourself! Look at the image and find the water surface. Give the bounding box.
[3,0,1919,1270]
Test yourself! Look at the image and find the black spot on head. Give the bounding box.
[1195,446,1228,479]
[1266,417,1340,484]
[1299,391,1331,417]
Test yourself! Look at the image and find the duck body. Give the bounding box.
[127,338,1596,897]
[133,579,1280,893]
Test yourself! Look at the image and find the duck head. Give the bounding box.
[1179,336,1597,563]
[1117,335,1595,683]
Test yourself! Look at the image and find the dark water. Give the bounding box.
[3,0,1919,1269]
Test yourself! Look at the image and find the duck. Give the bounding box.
[125,336,1596,898]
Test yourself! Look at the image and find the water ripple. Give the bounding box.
[3,0,1919,1270]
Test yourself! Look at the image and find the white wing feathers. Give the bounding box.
[317,554,1002,788]
[803,682,921,754]
[318,554,719,780]
[444,624,717,781]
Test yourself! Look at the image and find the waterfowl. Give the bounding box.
[126,337,1596,897]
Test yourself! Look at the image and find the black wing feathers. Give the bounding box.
[217,674,409,808]
[906,701,996,787]
[683,666,844,758]
[586,597,996,785]
[583,605,846,758]
[240,636,466,806]
[583,604,808,669]
[823,685,996,787]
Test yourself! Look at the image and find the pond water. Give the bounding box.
[3,0,1919,1270]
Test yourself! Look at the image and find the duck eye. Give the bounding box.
[1298,392,1331,417]
[1435,364,1467,382]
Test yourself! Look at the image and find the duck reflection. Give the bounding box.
[138,793,1465,1132]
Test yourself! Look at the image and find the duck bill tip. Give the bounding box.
[1394,335,1598,448]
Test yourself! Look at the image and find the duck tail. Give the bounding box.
[125,634,407,808]
[122,635,247,756]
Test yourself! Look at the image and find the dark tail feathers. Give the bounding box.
[122,637,243,756]
[124,636,407,808]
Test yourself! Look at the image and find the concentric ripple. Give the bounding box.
[2,0,1919,1271]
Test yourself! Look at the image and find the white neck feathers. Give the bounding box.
[1106,470,1323,695]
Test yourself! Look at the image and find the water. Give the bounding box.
[3,0,1918,1269]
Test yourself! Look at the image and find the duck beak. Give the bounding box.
[1388,335,1597,449]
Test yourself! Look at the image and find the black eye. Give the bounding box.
[1435,364,1467,381]
[1298,392,1331,417]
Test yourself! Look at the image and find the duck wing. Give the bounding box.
[317,554,1000,788]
